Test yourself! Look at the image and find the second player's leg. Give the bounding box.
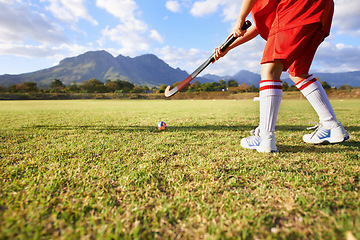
[291,74,349,144]
[241,60,284,153]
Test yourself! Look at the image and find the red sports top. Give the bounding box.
[251,0,334,40]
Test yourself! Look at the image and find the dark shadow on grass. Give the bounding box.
[22,124,289,133]
[23,124,257,132]
[22,124,359,152]
[277,140,360,153]
[23,124,360,133]
[23,124,155,132]
[338,140,360,149]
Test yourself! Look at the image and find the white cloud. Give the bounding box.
[190,0,240,21]
[0,42,94,67]
[207,38,265,75]
[0,43,57,58]
[157,38,265,76]
[313,41,360,72]
[1,0,359,77]
[189,0,360,35]
[96,0,138,22]
[0,0,13,3]
[0,1,67,44]
[190,0,220,17]
[156,46,208,72]
[166,1,181,13]
[96,0,164,56]
[221,2,241,22]
[333,0,360,35]
[150,30,164,44]
[186,0,360,75]
[100,23,150,56]
[157,33,360,77]
[44,0,98,25]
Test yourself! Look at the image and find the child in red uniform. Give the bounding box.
[214,0,349,152]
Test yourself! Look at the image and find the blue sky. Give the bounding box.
[0,0,359,77]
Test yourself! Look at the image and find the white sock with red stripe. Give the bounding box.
[259,80,283,137]
[295,75,337,127]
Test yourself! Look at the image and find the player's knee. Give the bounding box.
[289,74,311,84]
[261,61,283,80]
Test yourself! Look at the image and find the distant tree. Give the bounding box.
[116,80,135,93]
[159,85,167,93]
[283,82,289,91]
[66,81,80,92]
[105,80,120,92]
[240,83,250,92]
[80,81,90,93]
[188,81,201,92]
[227,79,238,87]
[249,84,259,92]
[199,82,211,91]
[143,85,150,92]
[50,79,65,90]
[199,82,223,92]
[131,85,145,93]
[321,81,331,90]
[288,84,298,91]
[219,79,227,90]
[228,87,240,94]
[193,81,201,90]
[80,79,106,93]
[8,85,18,92]
[339,84,352,91]
[15,82,38,92]
[150,86,158,92]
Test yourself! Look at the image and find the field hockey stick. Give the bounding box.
[164,20,252,98]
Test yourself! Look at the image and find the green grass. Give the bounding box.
[1,99,359,239]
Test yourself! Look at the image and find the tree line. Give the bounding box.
[0,78,352,94]
[0,78,259,94]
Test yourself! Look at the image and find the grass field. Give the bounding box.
[1,99,360,239]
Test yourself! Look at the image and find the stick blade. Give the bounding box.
[164,85,178,98]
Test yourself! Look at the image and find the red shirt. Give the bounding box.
[251,0,334,40]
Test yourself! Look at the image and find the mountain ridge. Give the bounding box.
[0,50,359,88]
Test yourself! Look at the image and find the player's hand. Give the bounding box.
[233,19,247,38]
[213,34,232,62]
[213,44,228,62]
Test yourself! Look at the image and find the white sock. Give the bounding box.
[259,80,283,137]
[296,75,337,127]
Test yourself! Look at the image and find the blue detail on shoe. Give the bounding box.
[317,129,331,140]
[245,137,261,148]
[304,121,350,144]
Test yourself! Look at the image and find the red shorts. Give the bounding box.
[261,23,327,76]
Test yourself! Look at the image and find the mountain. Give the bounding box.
[202,70,261,86]
[0,51,190,88]
[230,70,261,86]
[205,70,360,88]
[313,71,360,88]
[0,50,359,88]
[280,71,360,88]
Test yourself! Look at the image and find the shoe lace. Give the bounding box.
[250,127,260,137]
[306,122,323,139]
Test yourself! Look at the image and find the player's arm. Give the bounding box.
[213,24,258,61]
[233,0,258,37]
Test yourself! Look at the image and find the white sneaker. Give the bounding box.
[303,122,349,144]
[241,128,277,153]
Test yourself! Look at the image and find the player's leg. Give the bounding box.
[287,24,349,144]
[259,60,284,139]
[292,74,337,127]
[291,74,349,144]
[241,60,283,152]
